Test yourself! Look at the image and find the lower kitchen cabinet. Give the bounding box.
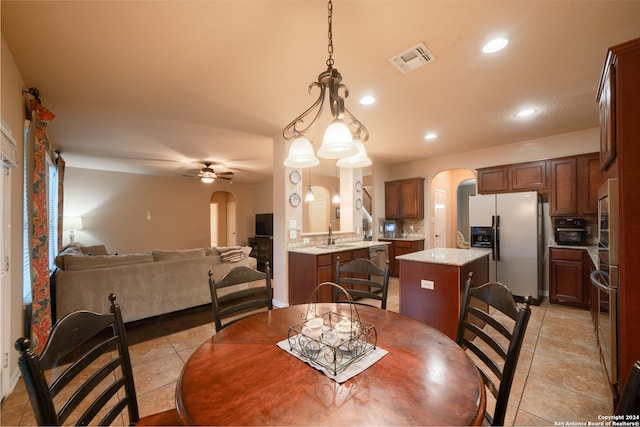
[288,247,369,304]
[380,239,425,277]
[549,247,589,309]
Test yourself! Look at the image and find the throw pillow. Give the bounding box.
[80,244,108,256]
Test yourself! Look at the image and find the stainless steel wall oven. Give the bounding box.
[590,178,619,386]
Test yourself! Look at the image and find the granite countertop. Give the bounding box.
[379,236,426,242]
[288,240,391,255]
[549,243,599,267]
[395,247,491,267]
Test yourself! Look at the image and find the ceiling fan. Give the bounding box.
[185,161,234,184]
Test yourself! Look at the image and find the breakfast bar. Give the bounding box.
[396,248,490,339]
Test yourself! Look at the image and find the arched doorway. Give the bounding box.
[210,191,237,247]
[429,169,475,248]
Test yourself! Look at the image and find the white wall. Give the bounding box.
[63,167,261,254]
[1,35,27,395]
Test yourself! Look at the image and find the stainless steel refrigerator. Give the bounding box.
[469,191,542,304]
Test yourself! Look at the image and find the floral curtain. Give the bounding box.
[29,99,56,353]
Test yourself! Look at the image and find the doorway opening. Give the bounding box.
[430,169,475,248]
[210,191,237,247]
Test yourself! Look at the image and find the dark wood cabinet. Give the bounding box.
[380,239,424,277]
[549,247,588,308]
[549,158,578,216]
[511,161,548,191]
[477,160,548,194]
[288,247,370,304]
[477,166,510,193]
[578,154,604,216]
[598,52,616,171]
[385,178,425,220]
[249,236,273,275]
[597,37,640,395]
[549,153,602,217]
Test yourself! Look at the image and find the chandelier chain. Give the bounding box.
[326,0,334,68]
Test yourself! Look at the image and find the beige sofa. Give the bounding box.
[53,245,257,323]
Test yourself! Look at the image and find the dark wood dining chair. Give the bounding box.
[334,257,390,309]
[616,360,640,415]
[456,272,532,426]
[14,294,180,426]
[208,263,272,332]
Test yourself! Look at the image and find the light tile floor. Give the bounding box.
[1,277,614,426]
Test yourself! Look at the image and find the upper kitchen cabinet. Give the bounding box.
[385,178,425,220]
[477,160,548,194]
[550,153,602,216]
[597,43,616,172]
[578,154,604,216]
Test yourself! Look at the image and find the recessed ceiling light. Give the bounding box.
[516,108,536,118]
[359,95,376,105]
[424,132,437,140]
[482,37,509,53]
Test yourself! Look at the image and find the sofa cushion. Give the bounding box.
[54,246,83,269]
[79,244,108,256]
[152,248,205,262]
[64,253,154,270]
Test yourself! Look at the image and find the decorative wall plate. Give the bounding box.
[356,198,362,209]
[289,170,301,184]
[356,180,362,192]
[290,192,301,207]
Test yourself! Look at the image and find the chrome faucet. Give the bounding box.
[328,222,334,246]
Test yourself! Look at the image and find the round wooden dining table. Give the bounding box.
[175,303,486,426]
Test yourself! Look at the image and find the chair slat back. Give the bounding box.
[334,258,390,309]
[208,263,272,331]
[15,294,141,426]
[456,273,532,426]
[616,360,640,415]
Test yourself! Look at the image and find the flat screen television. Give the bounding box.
[255,213,273,237]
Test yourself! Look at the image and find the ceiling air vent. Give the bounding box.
[388,42,436,74]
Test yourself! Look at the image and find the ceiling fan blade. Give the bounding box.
[217,171,234,176]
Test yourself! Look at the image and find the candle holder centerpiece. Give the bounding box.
[287,282,377,376]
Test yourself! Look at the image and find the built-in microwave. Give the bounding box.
[554,218,587,246]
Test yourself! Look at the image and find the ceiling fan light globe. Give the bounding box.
[201,177,215,184]
[317,120,357,159]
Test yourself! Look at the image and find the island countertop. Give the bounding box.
[396,247,490,267]
[288,240,391,255]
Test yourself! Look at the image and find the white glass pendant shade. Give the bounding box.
[336,139,372,168]
[317,119,358,159]
[283,137,320,168]
[305,187,315,201]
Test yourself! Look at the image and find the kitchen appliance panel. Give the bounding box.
[554,218,587,246]
[469,191,541,303]
[469,194,495,227]
[598,178,619,278]
[592,178,619,387]
[495,192,541,299]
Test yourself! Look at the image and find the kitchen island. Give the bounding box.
[396,248,490,339]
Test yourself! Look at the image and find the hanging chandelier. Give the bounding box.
[283,0,370,169]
